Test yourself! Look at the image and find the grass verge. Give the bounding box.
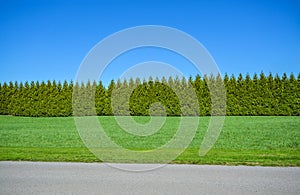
[0,115,299,166]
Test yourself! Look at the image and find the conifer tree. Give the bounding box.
[95,81,106,116]
[104,80,115,115]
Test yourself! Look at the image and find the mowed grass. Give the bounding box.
[0,115,299,166]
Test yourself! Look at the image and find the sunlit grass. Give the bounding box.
[0,115,299,166]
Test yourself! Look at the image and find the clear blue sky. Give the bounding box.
[1,0,299,85]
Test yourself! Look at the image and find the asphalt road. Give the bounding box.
[0,161,299,195]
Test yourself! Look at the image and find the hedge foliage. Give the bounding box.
[0,72,299,116]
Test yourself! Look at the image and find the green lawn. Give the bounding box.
[0,115,299,166]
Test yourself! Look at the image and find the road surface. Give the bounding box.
[0,161,299,194]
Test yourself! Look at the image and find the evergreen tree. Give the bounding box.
[288,73,298,115]
[95,81,106,116]
[72,81,82,116]
[279,73,291,115]
[104,80,115,115]
[7,81,18,115]
[111,79,131,116]
[1,82,15,115]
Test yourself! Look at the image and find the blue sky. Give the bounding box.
[0,0,299,85]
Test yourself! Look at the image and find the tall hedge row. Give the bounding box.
[0,72,299,116]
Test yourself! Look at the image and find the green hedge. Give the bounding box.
[0,72,299,116]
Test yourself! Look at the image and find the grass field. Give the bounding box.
[0,115,299,166]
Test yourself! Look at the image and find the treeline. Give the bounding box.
[0,72,299,117]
